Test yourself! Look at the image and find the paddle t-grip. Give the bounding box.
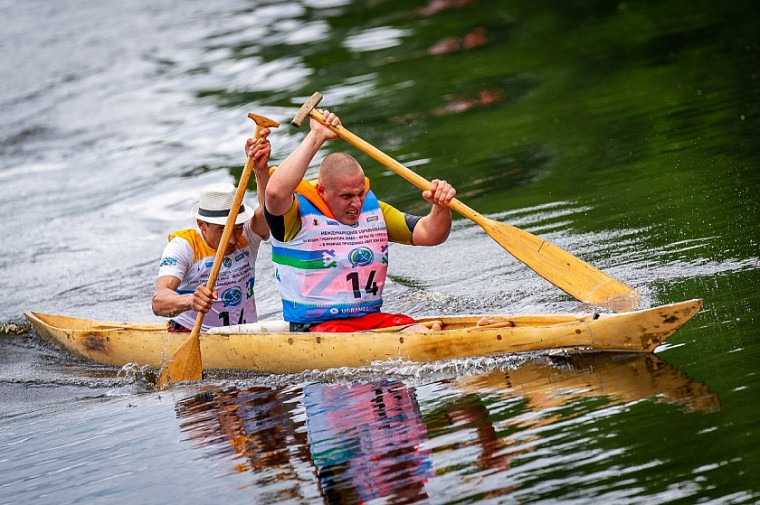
[247,113,280,138]
[292,92,324,127]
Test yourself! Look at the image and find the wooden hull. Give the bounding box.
[24,299,702,374]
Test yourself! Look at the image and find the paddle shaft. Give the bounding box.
[306,109,641,312]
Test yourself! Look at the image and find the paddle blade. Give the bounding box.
[156,333,202,388]
[478,215,641,312]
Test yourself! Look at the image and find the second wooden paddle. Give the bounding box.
[156,113,279,388]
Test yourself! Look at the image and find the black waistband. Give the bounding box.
[289,322,314,332]
[168,320,188,331]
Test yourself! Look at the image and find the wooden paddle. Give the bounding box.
[156,113,279,388]
[292,92,641,312]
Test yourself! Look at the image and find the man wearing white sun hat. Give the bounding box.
[151,131,272,332]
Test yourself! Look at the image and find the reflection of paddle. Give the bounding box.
[292,92,640,312]
[157,113,279,388]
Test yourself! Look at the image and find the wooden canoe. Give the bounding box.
[24,299,702,374]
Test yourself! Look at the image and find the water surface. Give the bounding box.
[1,1,758,503]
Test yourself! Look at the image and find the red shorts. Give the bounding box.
[309,312,415,333]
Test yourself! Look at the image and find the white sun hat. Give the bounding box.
[191,182,254,225]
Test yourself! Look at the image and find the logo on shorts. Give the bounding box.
[348,247,374,267]
[220,287,243,307]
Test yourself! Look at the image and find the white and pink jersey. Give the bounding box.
[270,191,389,323]
[157,224,263,331]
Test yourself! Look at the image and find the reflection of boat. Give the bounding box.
[172,354,717,504]
[176,387,311,477]
[457,353,721,413]
[24,299,702,373]
[176,380,434,503]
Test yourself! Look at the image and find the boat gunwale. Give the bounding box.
[22,299,704,372]
[23,307,661,337]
